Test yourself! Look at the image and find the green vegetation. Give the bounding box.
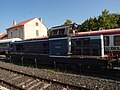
[78,9,120,32]
[64,19,73,25]
[64,10,120,32]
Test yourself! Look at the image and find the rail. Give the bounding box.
[0,65,90,90]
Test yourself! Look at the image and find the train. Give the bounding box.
[0,24,120,69]
[0,38,22,54]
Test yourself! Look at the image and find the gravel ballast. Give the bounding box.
[0,61,119,90]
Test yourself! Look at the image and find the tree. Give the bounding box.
[116,14,120,27]
[64,19,73,25]
[78,17,99,32]
[78,9,120,32]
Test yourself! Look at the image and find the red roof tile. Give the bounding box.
[7,17,36,30]
[0,33,7,38]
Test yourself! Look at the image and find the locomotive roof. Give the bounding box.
[50,24,73,30]
[76,28,120,36]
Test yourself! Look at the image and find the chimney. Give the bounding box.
[13,20,16,26]
[39,18,42,22]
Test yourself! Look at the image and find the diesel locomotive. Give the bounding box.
[1,24,120,69]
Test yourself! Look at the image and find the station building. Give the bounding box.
[6,17,48,40]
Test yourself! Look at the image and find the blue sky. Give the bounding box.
[0,0,120,33]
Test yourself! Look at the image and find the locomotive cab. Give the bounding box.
[49,24,76,57]
[49,23,78,38]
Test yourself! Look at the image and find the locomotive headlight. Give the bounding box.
[69,41,71,45]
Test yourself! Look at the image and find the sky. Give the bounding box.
[0,0,120,33]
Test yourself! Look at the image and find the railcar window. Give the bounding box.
[114,35,120,46]
[104,36,109,46]
[0,43,8,47]
[58,29,65,35]
[83,38,90,46]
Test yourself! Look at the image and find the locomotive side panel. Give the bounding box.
[23,40,49,54]
[9,38,49,62]
[49,37,71,57]
[11,39,49,55]
[71,35,104,57]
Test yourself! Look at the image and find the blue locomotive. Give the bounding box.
[2,24,119,69]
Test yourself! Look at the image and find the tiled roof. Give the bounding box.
[0,33,7,38]
[6,17,36,30]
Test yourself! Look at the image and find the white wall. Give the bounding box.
[24,18,47,39]
[7,18,48,40]
[7,26,24,39]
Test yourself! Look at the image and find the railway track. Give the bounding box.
[0,58,120,90]
[0,64,90,90]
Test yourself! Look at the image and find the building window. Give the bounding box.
[36,22,39,26]
[36,30,39,36]
[11,32,13,38]
[114,35,120,46]
[19,30,21,37]
[104,36,109,46]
